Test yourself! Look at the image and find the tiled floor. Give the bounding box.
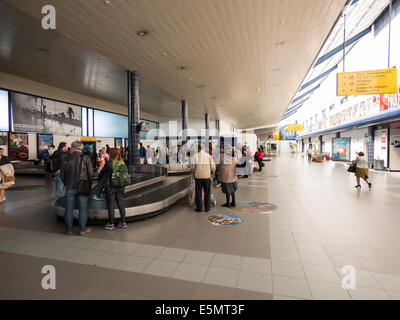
[1,154,400,299]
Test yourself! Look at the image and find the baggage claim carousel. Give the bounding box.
[53,165,191,224]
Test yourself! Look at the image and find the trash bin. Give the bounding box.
[374,159,385,171]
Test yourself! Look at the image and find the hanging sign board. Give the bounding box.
[287,124,304,132]
[273,135,280,141]
[81,137,97,142]
[337,68,397,96]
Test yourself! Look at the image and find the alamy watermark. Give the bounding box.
[41,265,56,290]
[41,5,56,30]
[341,265,356,290]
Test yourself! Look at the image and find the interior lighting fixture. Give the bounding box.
[137,30,148,38]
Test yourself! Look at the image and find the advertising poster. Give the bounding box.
[115,138,123,149]
[9,133,29,161]
[37,134,53,159]
[11,92,82,136]
[380,94,389,112]
[0,134,8,146]
[332,138,351,161]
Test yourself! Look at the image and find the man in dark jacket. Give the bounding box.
[52,142,68,199]
[61,140,93,236]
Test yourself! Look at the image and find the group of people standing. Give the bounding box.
[44,141,129,235]
[191,143,260,212]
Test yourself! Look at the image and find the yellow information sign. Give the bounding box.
[288,124,304,132]
[337,68,397,96]
[273,135,280,141]
[81,137,97,142]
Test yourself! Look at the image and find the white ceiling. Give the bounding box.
[6,0,347,129]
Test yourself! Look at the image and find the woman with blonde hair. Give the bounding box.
[99,148,130,230]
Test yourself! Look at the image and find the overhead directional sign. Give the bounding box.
[288,124,304,132]
[337,68,397,96]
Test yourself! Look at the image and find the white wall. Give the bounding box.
[374,129,389,167]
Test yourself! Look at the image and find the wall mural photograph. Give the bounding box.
[11,92,82,136]
[9,133,29,161]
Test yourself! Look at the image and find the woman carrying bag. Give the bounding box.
[349,152,372,189]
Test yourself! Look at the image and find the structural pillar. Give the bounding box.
[127,70,141,172]
[215,120,220,148]
[368,126,375,168]
[205,113,210,152]
[182,100,188,144]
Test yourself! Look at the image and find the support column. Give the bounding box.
[127,70,141,172]
[367,126,375,168]
[215,120,220,147]
[205,113,210,152]
[319,136,323,155]
[182,100,188,144]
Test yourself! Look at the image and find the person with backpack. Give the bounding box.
[101,148,131,230]
[61,140,93,236]
[52,142,68,199]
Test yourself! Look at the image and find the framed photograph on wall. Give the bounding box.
[37,134,54,159]
[0,133,8,146]
[9,133,29,161]
[332,138,351,161]
[115,138,123,149]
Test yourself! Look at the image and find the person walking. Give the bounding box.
[0,148,11,203]
[100,148,130,230]
[139,143,146,164]
[190,144,216,212]
[353,152,372,189]
[218,145,237,207]
[307,145,313,161]
[52,142,68,199]
[255,148,264,172]
[61,140,93,235]
[43,145,53,179]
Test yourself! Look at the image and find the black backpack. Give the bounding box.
[46,153,55,173]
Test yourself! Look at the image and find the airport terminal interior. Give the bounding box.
[1,0,400,302]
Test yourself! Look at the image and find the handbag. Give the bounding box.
[347,162,357,173]
[78,156,91,195]
[0,164,15,181]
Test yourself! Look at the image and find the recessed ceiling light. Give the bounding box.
[257,88,261,91]
[162,52,167,56]
[137,30,148,38]
[104,0,110,4]
[38,47,50,53]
